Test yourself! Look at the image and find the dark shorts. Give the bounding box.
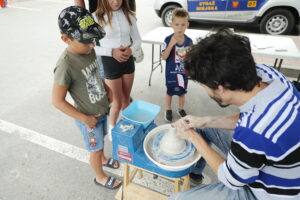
[167,86,187,96]
[101,56,135,80]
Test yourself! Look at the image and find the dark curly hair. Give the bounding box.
[184,28,261,91]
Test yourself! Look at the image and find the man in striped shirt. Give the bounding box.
[169,29,300,200]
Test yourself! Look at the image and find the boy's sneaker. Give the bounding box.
[165,110,173,122]
[177,109,187,117]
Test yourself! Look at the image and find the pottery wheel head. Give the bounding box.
[143,124,201,171]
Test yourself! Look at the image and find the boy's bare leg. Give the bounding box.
[101,150,119,168]
[90,150,121,187]
[178,94,185,110]
[166,94,172,110]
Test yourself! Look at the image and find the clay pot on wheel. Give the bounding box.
[160,127,186,156]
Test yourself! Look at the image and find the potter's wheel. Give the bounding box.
[144,124,201,171]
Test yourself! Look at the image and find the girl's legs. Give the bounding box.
[105,78,123,126]
[105,72,134,126]
[121,73,134,110]
[90,150,121,187]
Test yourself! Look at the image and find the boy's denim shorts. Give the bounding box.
[75,114,107,152]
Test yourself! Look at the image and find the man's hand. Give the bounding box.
[174,115,209,130]
[82,114,101,129]
[112,47,130,63]
[174,120,225,176]
[175,127,197,142]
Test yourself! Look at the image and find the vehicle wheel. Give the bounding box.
[161,5,179,27]
[260,9,295,35]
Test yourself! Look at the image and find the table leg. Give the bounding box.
[148,44,163,86]
[149,44,155,86]
[159,45,162,72]
[273,58,283,71]
[273,58,278,69]
[174,178,180,192]
[124,163,130,187]
[138,169,143,178]
[277,59,283,71]
[181,175,190,190]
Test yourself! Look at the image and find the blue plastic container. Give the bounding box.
[121,100,160,129]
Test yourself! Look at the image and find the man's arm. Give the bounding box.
[178,128,225,175]
[176,113,240,131]
[203,113,240,129]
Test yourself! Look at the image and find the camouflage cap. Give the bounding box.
[58,6,105,44]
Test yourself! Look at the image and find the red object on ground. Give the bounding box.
[0,0,7,8]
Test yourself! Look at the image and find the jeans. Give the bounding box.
[168,128,257,200]
[169,181,257,200]
[191,128,233,175]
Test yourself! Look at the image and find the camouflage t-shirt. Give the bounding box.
[54,49,109,115]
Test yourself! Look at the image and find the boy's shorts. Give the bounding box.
[75,114,107,152]
[167,86,187,96]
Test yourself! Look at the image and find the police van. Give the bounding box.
[154,0,300,35]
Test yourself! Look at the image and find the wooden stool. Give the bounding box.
[115,163,190,200]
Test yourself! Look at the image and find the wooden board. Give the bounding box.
[115,184,168,200]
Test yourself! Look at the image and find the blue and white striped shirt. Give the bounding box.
[218,64,300,200]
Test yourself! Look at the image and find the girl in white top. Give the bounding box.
[95,0,142,134]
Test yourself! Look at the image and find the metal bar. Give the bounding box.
[159,45,163,72]
[148,44,155,86]
[148,44,163,86]
[277,59,283,71]
[273,58,278,69]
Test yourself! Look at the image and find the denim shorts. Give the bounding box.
[75,114,107,152]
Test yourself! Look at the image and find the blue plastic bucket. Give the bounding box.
[121,100,160,129]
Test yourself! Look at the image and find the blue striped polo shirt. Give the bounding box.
[218,64,300,200]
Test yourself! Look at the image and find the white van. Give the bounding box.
[154,0,300,35]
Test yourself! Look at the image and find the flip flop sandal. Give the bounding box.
[94,177,122,190]
[103,158,120,169]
